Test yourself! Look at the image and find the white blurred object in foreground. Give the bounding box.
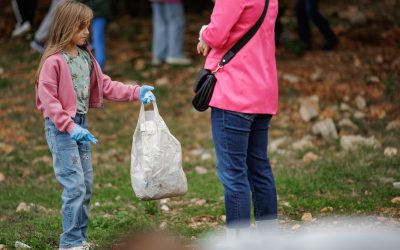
[198,217,400,250]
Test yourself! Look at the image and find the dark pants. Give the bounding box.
[296,0,337,46]
[12,0,37,24]
[211,108,278,228]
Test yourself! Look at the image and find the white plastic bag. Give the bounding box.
[130,102,187,200]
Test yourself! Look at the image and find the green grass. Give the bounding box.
[1,141,399,249]
[275,147,400,218]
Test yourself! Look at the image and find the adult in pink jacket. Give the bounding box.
[197,0,279,238]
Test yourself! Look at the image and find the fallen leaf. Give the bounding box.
[320,207,334,213]
[303,152,319,163]
[391,197,400,204]
[301,212,313,222]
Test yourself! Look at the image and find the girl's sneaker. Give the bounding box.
[82,241,93,250]
[59,247,85,250]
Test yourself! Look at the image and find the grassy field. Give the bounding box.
[1,9,400,250]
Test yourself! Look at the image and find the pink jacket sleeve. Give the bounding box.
[201,0,246,49]
[37,59,76,133]
[95,55,140,102]
[102,73,141,102]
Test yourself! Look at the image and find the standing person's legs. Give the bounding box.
[211,108,254,232]
[44,116,87,249]
[77,116,93,243]
[91,17,107,70]
[164,3,191,65]
[11,0,36,37]
[31,0,61,52]
[246,115,278,230]
[18,0,36,24]
[165,3,184,59]
[152,3,168,64]
[304,0,337,49]
[11,0,23,26]
[296,0,311,48]
[275,6,285,45]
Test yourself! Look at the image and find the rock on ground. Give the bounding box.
[386,120,400,130]
[303,152,319,163]
[338,118,359,131]
[312,118,338,140]
[299,95,320,122]
[16,202,30,212]
[281,73,301,83]
[391,197,400,204]
[292,137,314,150]
[194,166,208,175]
[353,111,366,119]
[355,95,367,110]
[384,147,398,157]
[339,6,367,25]
[320,207,334,213]
[270,137,289,153]
[15,241,31,250]
[340,135,381,150]
[301,213,313,222]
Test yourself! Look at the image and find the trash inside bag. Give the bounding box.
[131,102,187,200]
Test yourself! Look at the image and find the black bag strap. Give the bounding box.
[217,0,270,68]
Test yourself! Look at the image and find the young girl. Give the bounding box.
[35,1,155,249]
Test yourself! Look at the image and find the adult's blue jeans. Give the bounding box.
[152,2,185,60]
[44,114,93,249]
[211,108,278,228]
[91,17,107,70]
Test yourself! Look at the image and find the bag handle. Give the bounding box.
[139,102,160,124]
[215,0,270,71]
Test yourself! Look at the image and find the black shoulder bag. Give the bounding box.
[192,0,270,112]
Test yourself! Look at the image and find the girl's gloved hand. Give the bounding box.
[140,85,156,104]
[70,125,98,144]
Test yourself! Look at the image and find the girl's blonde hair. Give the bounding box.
[35,0,93,80]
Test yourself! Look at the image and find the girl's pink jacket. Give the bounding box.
[201,0,279,114]
[36,48,140,133]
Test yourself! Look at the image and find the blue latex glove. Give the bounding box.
[70,125,98,144]
[139,85,156,104]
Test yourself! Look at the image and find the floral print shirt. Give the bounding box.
[62,47,93,114]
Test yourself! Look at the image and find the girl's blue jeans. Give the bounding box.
[44,114,93,249]
[211,108,278,228]
[152,2,185,60]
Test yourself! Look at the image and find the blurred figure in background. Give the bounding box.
[296,0,338,50]
[11,0,37,37]
[81,0,110,70]
[30,0,62,53]
[150,0,192,66]
[30,0,110,70]
[275,5,285,45]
